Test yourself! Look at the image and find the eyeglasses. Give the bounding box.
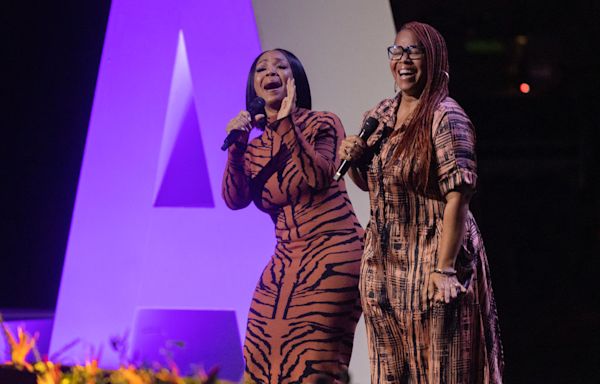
[387,45,425,61]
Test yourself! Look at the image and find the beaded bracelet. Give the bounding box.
[432,268,457,276]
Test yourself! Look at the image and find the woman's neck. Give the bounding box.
[265,101,282,120]
[265,107,278,119]
[395,93,419,129]
[399,92,420,110]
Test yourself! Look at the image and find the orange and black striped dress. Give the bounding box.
[222,108,364,384]
[359,95,503,383]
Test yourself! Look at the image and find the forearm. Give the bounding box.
[221,146,251,209]
[348,165,369,191]
[436,190,471,270]
[271,116,336,190]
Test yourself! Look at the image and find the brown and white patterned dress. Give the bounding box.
[222,108,364,384]
[359,95,503,383]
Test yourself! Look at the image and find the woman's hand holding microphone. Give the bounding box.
[225,111,252,136]
[338,136,367,164]
[224,109,265,150]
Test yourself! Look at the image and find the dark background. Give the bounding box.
[390,1,600,382]
[1,1,598,383]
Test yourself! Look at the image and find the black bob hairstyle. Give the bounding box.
[245,49,312,113]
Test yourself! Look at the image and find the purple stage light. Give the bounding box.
[154,32,213,208]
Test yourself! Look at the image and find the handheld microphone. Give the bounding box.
[221,97,266,150]
[333,116,379,181]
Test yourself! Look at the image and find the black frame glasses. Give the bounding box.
[387,45,425,61]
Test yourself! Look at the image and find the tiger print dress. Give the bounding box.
[222,108,364,384]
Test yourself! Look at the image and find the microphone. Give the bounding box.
[221,97,266,150]
[333,116,379,181]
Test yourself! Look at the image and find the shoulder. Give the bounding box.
[432,97,473,136]
[434,97,471,124]
[366,96,397,118]
[297,109,343,129]
[362,95,399,130]
[298,108,341,122]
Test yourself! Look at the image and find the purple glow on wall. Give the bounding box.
[50,0,272,370]
[155,32,213,208]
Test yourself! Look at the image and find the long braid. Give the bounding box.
[392,22,449,192]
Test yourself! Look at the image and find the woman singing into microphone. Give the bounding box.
[222,49,364,384]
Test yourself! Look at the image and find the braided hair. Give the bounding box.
[392,21,450,192]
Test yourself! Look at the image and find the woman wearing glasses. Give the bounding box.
[339,22,504,383]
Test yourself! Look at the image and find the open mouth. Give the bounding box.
[398,69,416,78]
[263,80,282,90]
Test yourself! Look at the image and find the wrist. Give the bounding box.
[232,140,247,150]
[353,156,370,170]
[228,139,247,155]
[355,148,373,167]
[432,267,457,276]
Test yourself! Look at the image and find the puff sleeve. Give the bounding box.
[433,102,478,196]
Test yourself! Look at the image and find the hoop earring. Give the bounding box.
[442,70,450,80]
[394,81,399,94]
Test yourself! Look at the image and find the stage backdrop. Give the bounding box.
[50,0,272,368]
[51,0,396,382]
[252,1,396,382]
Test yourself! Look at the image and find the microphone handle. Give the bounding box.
[333,163,350,182]
[221,130,243,151]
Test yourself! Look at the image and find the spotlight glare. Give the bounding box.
[519,83,531,94]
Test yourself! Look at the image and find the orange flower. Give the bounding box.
[155,365,185,384]
[110,364,152,384]
[82,358,100,383]
[34,361,62,384]
[0,318,37,371]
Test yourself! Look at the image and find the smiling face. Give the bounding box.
[253,50,293,113]
[390,29,426,98]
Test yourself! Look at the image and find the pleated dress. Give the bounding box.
[359,95,504,383]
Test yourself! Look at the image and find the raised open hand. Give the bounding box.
[277,78,296,120]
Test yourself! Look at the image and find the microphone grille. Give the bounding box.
[248,97,267,129]
[363,116,379,136]
[248,97,266,116]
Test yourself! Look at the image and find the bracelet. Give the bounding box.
[432,267,457,276]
